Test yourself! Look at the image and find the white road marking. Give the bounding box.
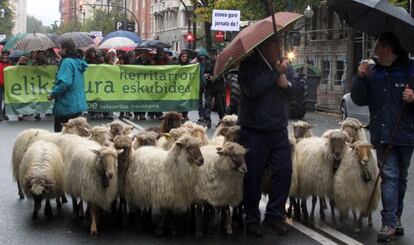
[314,223,364,245]
[118,118,145,131]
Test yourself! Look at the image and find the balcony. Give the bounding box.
[165,0,180,11]
[151,3,164,15]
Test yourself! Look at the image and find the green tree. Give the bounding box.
[80,9,125,35]
[26,15,48,33]
[389,0,408,8]
[0,0,15,35]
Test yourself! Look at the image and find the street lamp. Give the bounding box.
[0,9,5,19]
[304,5,314,19]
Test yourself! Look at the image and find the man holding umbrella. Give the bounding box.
[352,32,414,243]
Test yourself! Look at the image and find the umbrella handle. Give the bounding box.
[266,0,283,62]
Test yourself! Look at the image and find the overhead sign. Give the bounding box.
[211,10,240,32]
[126,22,135,32]
[116,21,125,30]
[4,64,200,115]
[90,31,103,38]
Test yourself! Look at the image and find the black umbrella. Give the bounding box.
[328,0,414,52]
[139,40,171,49]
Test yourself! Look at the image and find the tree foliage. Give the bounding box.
[26,15,48,33]
[80,9,125,35]
[389,0,409,8]
[0,0,14,35]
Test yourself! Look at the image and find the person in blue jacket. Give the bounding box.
[238,35,303,237]
[48,39,88,132]
[351,32,414,243]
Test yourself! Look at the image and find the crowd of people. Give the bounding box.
[0,44,226,127]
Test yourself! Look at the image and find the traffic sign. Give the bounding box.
[116,21,125,30]
[215,31,225,42]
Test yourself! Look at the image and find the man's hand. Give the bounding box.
[275,58,288,74]
[403,87,414,103]
[277,74,290,89]
[357,60,372,78]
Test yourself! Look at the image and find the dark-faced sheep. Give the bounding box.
[160,112,183,133]
[340,117,367,143]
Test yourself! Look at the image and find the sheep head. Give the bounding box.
[62,116,91,136]
[219,114,238,127]
[174,135,204,166]
[108,122,124,139]
[292,120,313,140]
[113,135,133,164]
[217,142,247,173]
[160,112,183,133]
[88,126,112,146]
[325,130,349,171]
[349,141,374,182]
[92,147,121,188]
[224,126,241,144]
[134,131,158,148]
[340,118,365,143]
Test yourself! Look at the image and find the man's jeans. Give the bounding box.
[376,145,414,227]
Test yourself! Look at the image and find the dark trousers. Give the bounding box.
[204,92,225,121]
[54,113,81,132]
[376,144,413,227]
[198,90,205,119]
[241,127,292,224]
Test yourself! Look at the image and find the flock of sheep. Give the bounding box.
[11,112,381,236]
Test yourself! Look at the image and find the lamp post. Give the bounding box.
[0,9,5,19]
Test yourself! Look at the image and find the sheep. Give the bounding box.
[108,121,132,141]
[183,121,209,146]
[156,127,191,150]
[87,126,112,146]
[334,141,380,234]
[296,129,349,226]
[12,118,91,199]
[59,134,121,234]
[292,120,313,141]
[160,112,183,133]
[210,126,241,147]
[132,131,158,149]
[113,135,135,225]
[18,140,64,221]
[340,117,368,143]
[213,114,238,138]
[125,135,204,235]
[194,142,247,236]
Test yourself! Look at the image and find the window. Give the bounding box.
[322,59,330,84]
[334,60,345,86]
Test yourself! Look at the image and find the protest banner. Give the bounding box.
[211,9,241,32]
[4,64,200,115]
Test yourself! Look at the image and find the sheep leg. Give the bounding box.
[56,197,62,210]
[18,182,25,199]
[368,213,373,227]
[32,198,42,221]
[287,197,294,218]
[167,211,177,236]
[352,209,360,234]
[329,199,336,226]
[195,205,203,238]
[144,208,152,231]
[90,204,98,235]
[120,198,128,227]
[78,200,85,219]
[319,196,326,221]
[71,196,79,220]
[61,194,68,204]
[301,198,309,225]
[357,212,363,232]
[155,209,166,237]
[44,199,53,220]
[222,206,232,235]
[232,204,244,230]
[293,198,301,221]
[310,196,317,226]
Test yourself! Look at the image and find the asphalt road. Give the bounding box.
[1,111,414,245]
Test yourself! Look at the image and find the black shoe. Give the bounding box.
[245,223,262,237]
[35,114,41,120]
[377,225,396,243]
[206,120,212,129]
[18,115,24,121]
[197,118,205,122]
[3,115,8,121]
[262,218,289,236]
[395,218,404,236]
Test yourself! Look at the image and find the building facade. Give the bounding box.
[11,0,27,34]
[151,0,193,51]
[293,3,371,111]
[132,0,152,39]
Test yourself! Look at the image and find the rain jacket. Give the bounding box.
[51,57,88,117]
[0,62,11,87]
[238,50,301,130]
[351,58,414,146]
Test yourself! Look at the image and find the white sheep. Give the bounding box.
[125,135,204,235]
[194,142,247,236]
[59,134,121,234]
[12,117,91,199]
[213,114,238,138]
[340,117,368,143]
[18,140,64,221]
[133,131,158,149]
[87,125,112,146]
[296,129,349,226]
[156,127,191,150]
[334,141,380,233]
[182,121,209,145]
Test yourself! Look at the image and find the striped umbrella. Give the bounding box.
[99,37,138,50]
[57,32,94,49]
[15,33,55,52]
[46,33,60,47]
[3,33,28,51]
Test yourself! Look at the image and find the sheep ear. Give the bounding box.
[175,141,183,147]
[216,147,223,152]
[91,149,101,156]
[84,127,91,133]
[62,122,71,128]
[117,149,124,155]
[163,133,172,139]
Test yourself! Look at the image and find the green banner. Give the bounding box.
[4,64,200,115]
